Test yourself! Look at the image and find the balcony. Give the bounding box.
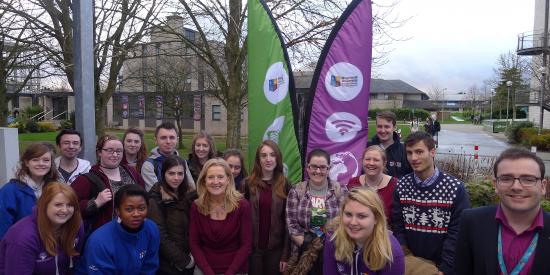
[517,31,550,56]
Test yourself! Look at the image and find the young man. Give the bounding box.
[391,131,470,275]
[454,148,550,275]
[369,111,412,179]
[141,122,194,191]
[54,129,91,184]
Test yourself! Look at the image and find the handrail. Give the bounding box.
[517,30,550,52]
[29,111,45,120]
[51,111,67,120]
[37,110,52,121]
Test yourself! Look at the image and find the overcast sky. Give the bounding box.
[378,0,535,94]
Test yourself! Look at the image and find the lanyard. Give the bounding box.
[497,224,539,275]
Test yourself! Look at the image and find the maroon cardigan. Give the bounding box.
[189,199,252,275]
[347,176,397,224]
[71,163,145,230]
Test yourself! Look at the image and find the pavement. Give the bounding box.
[437,123,550,176]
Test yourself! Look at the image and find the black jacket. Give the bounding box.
[148,182,198,274]
[454,205,550,275]
[369,132,412,179]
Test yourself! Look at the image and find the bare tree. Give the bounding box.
[170,0,407,148]
[6,0,167,136]
[0,0,51,125]
[427,85,446,110]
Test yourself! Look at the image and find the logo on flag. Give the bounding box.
[325,112,362,142]
[329,151,359,183]
[263,62,289,104]
[263,116,285,144]
[324,62,363,101]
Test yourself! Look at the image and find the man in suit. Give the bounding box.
[454,147,550,275]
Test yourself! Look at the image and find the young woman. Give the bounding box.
[0,183,84,274]
[323,188,405,275]
[148,156,198,274]
[71,135,145,233]
[223,149,248,191]
[78,184,159,274]
[189,158,252,275]
[286,148,346,275]
[242,141,290,275]
[188,130,217,182]
[347,145,398,224]
[0,142,59,238]
[121,127,147,173]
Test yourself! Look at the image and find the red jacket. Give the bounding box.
[71,163,145,231]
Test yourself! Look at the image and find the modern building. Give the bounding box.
[517,0,550,129]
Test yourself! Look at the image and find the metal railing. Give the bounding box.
[517,30,550,54]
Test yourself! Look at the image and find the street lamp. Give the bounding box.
[540,66,547,135]
[506,81,513,125]
[490,88,494,120]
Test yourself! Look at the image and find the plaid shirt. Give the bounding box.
[286,180,346,254]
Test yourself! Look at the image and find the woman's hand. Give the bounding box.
[279,261,288,272]
[94,189,112,207]
[291,235,304,246]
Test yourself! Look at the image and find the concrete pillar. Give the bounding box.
[0,128,19,187]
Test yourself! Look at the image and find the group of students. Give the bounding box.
[0,112,548,275]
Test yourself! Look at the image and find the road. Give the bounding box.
[435,123,550,176]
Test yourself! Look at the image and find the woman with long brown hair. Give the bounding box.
[0,183,84,274]
[0,142,59,239]
[121,127,148,173]
[148,156,197,274]
[189,158,252,275]
[242,140,290,274]
[188,130,217,182]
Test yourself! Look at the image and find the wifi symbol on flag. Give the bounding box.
[325,112,361,143]
[332,120,356,136]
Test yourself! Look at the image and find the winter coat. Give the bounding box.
[148,182,197,274]
[54,156,91,185]
[0,179,37,239]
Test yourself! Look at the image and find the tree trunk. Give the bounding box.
[225,90,241,149]
[175,110,185,149]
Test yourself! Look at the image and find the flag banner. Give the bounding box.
[303,0,372,185]
[248,0,302,183]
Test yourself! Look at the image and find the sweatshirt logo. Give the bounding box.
[140,250,146,259]
[36,252,51,263]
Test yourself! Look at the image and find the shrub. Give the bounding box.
[368,108,430,121]
[530,134,550,151]
[25,120,40,133]
[505,121,534,143]
[23,105,44,120]
[37,121,57,132]
[465,180,498,208]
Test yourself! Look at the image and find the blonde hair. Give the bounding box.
[362,145,387,173]
[331,188,393,270]
[195,158,242,215]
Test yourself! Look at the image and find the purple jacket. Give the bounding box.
[323,232,405,275]
[0,208,84,275]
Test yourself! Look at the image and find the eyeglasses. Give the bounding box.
[102,148,124,155]
[308,164,329,172]
[496,175,542,187]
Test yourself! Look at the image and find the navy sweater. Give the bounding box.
[391,171,470,274]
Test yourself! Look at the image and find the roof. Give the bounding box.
[293,71,426,96]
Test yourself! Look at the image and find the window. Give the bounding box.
[212,105,221,121]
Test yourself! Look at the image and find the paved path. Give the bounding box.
[436,123,550,176]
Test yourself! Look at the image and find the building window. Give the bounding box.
[212,105,221,121]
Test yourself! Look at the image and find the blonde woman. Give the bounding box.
[347,145,397,224]
[323,188,404,275]
[189,158,252,275]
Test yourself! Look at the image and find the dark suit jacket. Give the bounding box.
[453,205,550,275]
